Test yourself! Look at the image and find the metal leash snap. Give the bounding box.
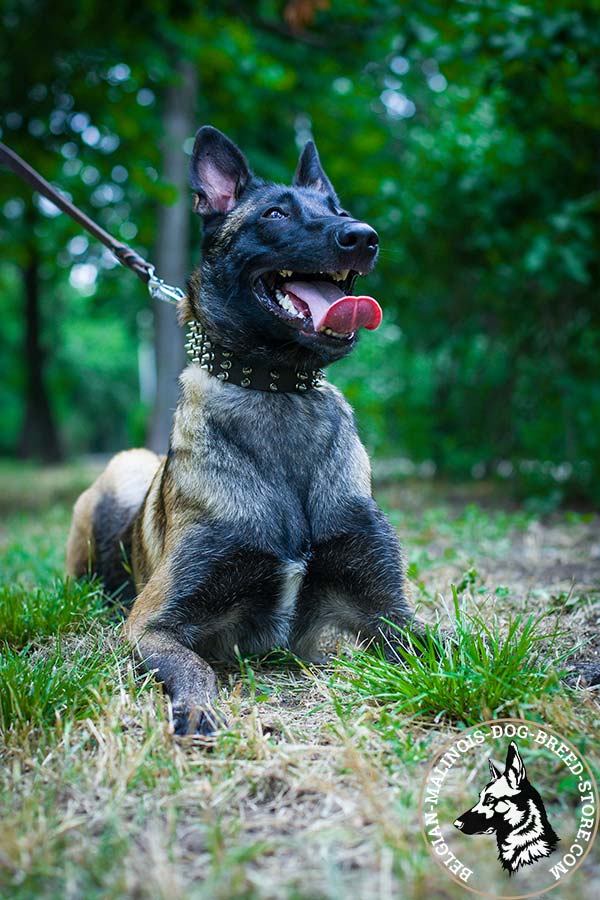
[146,266,186,305]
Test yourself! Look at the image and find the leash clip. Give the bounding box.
[146,266,185,305]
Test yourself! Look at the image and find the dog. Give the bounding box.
[66,125,422,735]
[453,740,559,874]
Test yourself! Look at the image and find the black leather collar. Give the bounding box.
[185,320,324,393]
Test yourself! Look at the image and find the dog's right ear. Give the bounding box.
[189,126,252,216]
[489,759,503,781]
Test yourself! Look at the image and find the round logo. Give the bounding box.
[418,718,599,899]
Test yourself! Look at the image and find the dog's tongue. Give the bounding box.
[284,280,382,334]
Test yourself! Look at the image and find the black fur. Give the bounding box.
[91,493,136,602]
[187,125,379,370]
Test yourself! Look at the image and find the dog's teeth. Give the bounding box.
[275,289,301,316]
[279,270,292,278]
[341,269,350,280]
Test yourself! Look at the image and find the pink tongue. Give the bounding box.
[284,280,382,334]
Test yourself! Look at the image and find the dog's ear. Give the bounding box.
[190,126,252,216]
[489,759,503,781]
[293,140,338,200]
[504,741,526,789]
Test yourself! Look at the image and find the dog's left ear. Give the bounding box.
[294,140,338,200]
[190,126,252,216]
[504,741,526,789]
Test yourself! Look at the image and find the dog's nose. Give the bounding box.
[335,221,379,257]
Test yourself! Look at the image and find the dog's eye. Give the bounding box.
[263,207,288,220]
[336,210,351,218]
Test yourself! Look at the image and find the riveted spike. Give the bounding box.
[242,366,252,375]
[241,378,251,387]
[269,370,280,379]
[297,383,307,391]
[220,360,232,370]
[269,383,278,391]
[216,371,229,381]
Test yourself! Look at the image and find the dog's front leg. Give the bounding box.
[291,497,425,660]
[126,569,221,736]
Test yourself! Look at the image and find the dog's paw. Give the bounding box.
[382,626,453,663]
[563,662,600,689]
[171,703,227,737]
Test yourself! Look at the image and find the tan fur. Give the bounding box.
[66,448,163,578]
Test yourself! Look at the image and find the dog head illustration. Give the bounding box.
[453,741,559,874]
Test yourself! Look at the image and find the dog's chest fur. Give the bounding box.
[135,365,372,652]
[170,365,370,543]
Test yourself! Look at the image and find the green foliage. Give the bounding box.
[1,2,599,501]
[333,596,573,726]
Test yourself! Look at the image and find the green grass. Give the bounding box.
[0,637,127,733]
[0,463,598,899]
[0,577,106,648]
[333,589,576,726]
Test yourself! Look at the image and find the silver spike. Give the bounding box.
[269,383,278,391]
[241,378,251,387]
[216,372,229,381]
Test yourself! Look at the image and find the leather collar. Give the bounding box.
[185,320,324,393]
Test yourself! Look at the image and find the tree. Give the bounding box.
[147,62,196,453]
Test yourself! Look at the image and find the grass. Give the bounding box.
[333,596,572,726]
[0,577,106,648]
[0,461,598,899]
[0,636,127,733]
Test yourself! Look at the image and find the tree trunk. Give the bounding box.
[147,61,197,452]
[18,245,62,462]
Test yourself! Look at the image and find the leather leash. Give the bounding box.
[0,140,184,305]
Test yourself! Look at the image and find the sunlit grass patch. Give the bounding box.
[0,638,126,733]
[333,593,575,727]
[0,578,106,648]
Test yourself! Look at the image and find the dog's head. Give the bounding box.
[453,741,530,836]
[184,126,381,369]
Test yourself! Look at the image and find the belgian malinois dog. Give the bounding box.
[66,127,598,735]
[66,126,420,734]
